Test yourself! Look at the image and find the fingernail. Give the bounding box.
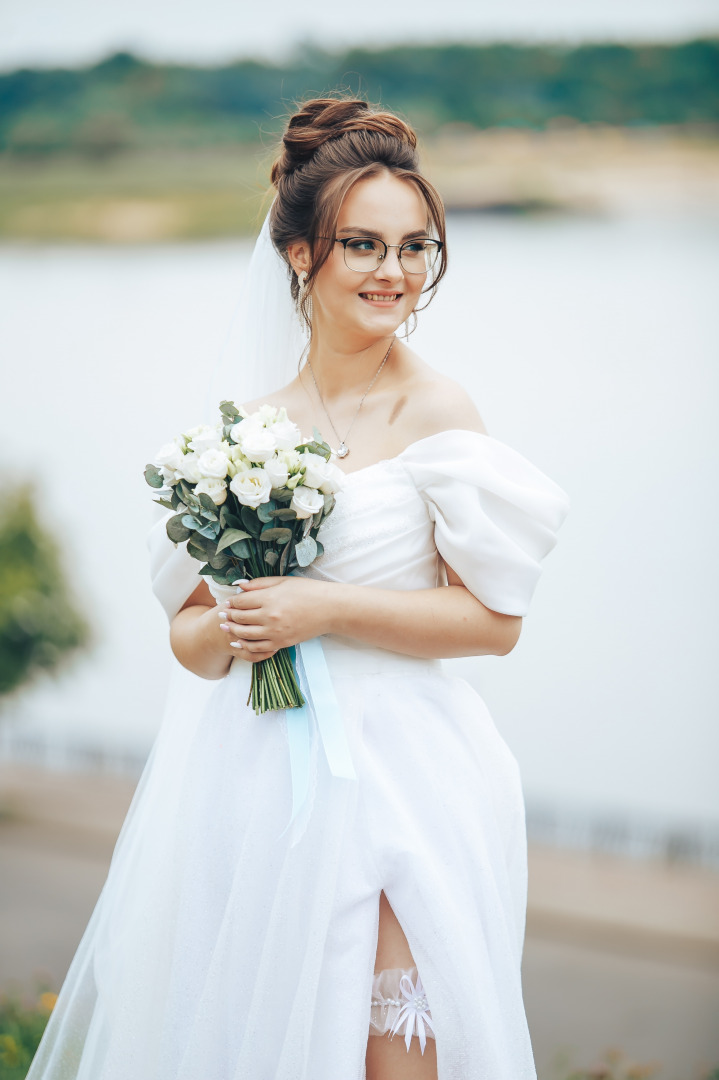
[230,641,244,649]
[216,610,227,618]
[220,623,231,632]
[232,579,249,587]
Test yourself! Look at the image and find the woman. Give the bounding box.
[28,98,568,1080]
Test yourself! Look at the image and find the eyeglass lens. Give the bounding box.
[342,238,440,274]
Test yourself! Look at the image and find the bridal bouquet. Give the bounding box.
[144,401,343,714]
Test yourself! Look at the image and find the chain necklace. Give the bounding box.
[305,337,395,459]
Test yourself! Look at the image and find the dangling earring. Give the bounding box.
[403,310,418,338]
[296,269,312,330]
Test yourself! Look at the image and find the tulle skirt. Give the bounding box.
[27,638,536,1080]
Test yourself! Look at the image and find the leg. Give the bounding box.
[365,891,438,1080]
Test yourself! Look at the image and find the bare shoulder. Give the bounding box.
[235,381,303,417]
[397,352,487,440]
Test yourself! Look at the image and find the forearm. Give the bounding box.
[325,582,521,659]
[170,604,233,679]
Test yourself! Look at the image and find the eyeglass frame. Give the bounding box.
[320,236,444,275]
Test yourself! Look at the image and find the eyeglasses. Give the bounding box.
[325,236,443,275]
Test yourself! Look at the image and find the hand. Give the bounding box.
[216,576,334,663]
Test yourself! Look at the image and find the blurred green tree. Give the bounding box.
[0,487,90,698]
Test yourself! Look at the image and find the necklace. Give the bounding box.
[306,337,395,459]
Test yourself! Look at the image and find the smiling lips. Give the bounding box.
[360,292,401,303]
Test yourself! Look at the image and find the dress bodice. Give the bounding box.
[149,430,569,621]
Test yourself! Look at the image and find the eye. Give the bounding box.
[402,241,429,254]
[346,238,382,253]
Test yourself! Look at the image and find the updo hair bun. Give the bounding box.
[269,94,447,329]
[270,98,418,184]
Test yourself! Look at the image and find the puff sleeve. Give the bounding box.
[402,430,570,616]
[148,510,203,621]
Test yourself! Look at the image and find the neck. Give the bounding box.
[304,329,396,400]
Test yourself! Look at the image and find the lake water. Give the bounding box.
[1,207,717,854]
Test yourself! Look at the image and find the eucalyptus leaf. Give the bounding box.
[198,492,218,513]
[216,528,252,554]
[269,508,297,520]
[181,514,201,530]
[153,496,174,511]
[144,464,165,489]
[166,514,192,543]
[188,535,209,561]
[295,535,318,567]
[198,521,221,539]
[323,493,335,514]
[315,540,324,557]
[257,500,276,524]
[264,550,279,567]
[279,540,293,576]
[230,539,251,559]
[240,506,262,538]
[209,551,231,569]
[220,507,243,530]
[171,488,182,510]
[219,400,240,420]
[312,510,323,529]
[259,526,292,544]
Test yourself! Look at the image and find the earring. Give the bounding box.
[296,270,312,330]
[403,310,418,338]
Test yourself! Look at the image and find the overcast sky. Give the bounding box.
[1,0,718,71]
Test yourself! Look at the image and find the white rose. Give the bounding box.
[279,449,302,473]
[229,416,261,445]
[263,455,289,489]
[186,424,223,454]
[257,403,279,426]
[229,468,272,507]
[301,452,330,489]
[241,428,278,463]
[290,486,325,519]
[154,441,185,472]
[270,418,302,450]
[194,477,227,505]
[319,462,345,494]
[197,447,230,479]
[160,466,179,485]
[179,452,203,484]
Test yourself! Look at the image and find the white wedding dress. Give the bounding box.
[27,429,569,1080]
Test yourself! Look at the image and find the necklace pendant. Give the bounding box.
[337,442,350,459]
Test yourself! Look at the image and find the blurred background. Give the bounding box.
[1,1,718,1077]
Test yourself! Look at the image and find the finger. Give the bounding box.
[232,577,283,591]
[218,607,265,626]
[230,639,275,656]
[218,620,268,640]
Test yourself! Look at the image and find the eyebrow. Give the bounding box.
[336,226,430,241]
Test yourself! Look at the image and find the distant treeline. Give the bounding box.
[1,38,717,158]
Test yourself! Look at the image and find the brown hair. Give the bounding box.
[269,97,447,330]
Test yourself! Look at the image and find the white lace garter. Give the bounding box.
[369,965,436,1054]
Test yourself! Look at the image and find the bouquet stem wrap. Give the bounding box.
[207,580,305,713]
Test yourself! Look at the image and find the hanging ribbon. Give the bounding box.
[276,637,357,841]
[389,971,436,1055]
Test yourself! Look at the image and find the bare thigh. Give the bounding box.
[365,890,438,1080]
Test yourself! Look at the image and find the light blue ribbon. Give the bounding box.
[276,637,357,841]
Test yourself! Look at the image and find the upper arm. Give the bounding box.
[410,375,488,442]
[176,579,214,616]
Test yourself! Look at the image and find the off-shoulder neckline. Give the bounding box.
[336,428,492,482]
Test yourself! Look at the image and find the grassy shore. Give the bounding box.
[1,126,718,244]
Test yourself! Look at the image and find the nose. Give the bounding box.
[375,246,404,281]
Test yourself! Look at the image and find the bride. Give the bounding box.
[27,97,569,1080]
